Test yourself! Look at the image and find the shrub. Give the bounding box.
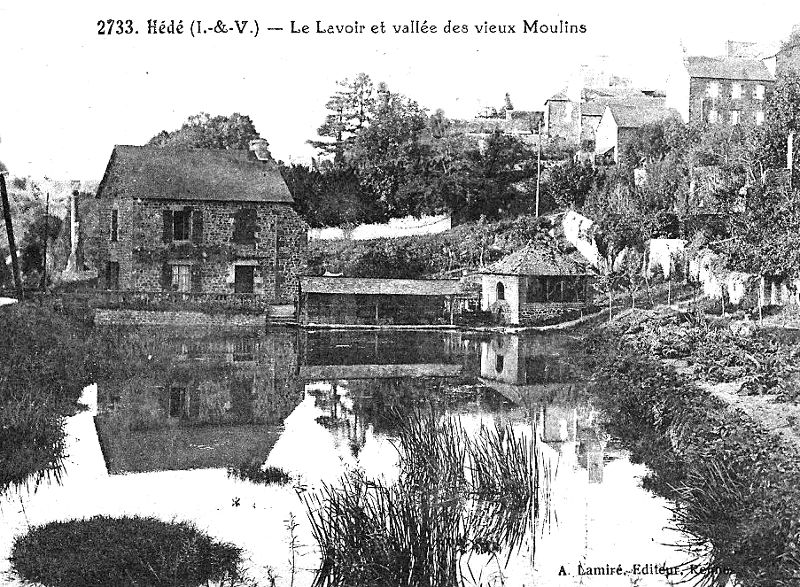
[228,462,291,485]
[10,515,245,587]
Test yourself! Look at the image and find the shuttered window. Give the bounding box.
[171,264,191,292]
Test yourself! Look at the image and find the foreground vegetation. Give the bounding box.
[304,412,551,586]
[583,314,800,586]
[10,515,245,587]
[0,305,97,494]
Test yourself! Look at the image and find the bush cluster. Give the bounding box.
[10,515,245,587]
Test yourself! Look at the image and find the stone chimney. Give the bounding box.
[65,180,84,273]
[727,40,759,58]
[249,138,272,162]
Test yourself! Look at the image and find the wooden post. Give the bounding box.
[40,190,50,291]
[0,173,23,300]
[535,120,543,217]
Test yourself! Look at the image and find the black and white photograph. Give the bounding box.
[1,1,800,585]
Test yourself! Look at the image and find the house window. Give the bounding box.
[105,261,120,290]
[754,84,765,100]
[730,110,740,125]
[172,264,191,292]
[756,110,765,125]
[169,386,186,418]
[173,209,191,241]
[708,109,718,124]
[731,83,742,99]
[495,354,505,373]
[110,209,118,242]
[496,281,505,301]
[233,207,258,244]
[234,265,255,294]
[706,82,720,98]
[233,338,255,362]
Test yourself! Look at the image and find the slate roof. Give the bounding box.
[606,104,681,129]
[581,102,608,117]
[684,56,775,82]
[482,243,590,276]
[545,91,570,102]
[96,145,293,203]
[300,276,462,296]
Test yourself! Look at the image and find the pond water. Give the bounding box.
[1,326,708,586]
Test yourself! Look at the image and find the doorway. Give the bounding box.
[234,265,255,294]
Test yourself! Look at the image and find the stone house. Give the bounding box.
[594,104,681,164]
[665,56,774,126]
[95,143,307,305]
[480,242,593,326]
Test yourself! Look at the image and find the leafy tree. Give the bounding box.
[761,69,800,183]
[20,213,62,276]
[148,113,262,151]
[280,163,377,227]
[349,89,429,218]
[541,160,599,209]
[724,184,800,281]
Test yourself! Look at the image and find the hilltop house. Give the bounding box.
[594,104,681,164]
[481,242,593,326]
[94,142,307,308]
[666,56,775,126]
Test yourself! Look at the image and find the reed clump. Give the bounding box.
[304,411,551,586]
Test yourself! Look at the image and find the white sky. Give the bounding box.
[0,0,798,179]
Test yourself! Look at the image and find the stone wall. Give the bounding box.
[94,309,266,328]
[518,301,589,325]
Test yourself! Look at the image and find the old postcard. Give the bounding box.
[1,1,800,585]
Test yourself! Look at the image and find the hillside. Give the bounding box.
[307,214,578,279]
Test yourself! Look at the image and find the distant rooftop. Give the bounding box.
[684,56,775,82]
[300,276,462,296]
[606,104,681,129]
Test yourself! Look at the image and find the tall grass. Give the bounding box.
[304,412,551,586]
[1,305,96,495]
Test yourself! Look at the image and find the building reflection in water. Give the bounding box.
[479,333,608,484]
[299,329,520,461]
[95,327,304,473]
[94,327,607,483]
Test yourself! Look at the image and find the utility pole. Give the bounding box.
[535,119,543,217]
[40,189,50,291]
[0,171,23,300]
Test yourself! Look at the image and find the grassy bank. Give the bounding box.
[582,316,800,586]
[308,214,566,278]
[0,305,99,494]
